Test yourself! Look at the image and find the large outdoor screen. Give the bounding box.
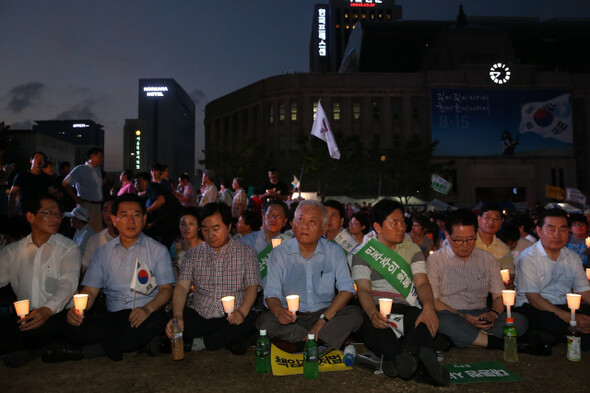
[430,88,573,157]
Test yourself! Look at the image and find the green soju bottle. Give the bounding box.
[255,329,271,373]
[303,333,318,379]
[503,317,518,362]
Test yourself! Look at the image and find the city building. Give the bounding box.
[125,79,195,177]
[204,1,590,208]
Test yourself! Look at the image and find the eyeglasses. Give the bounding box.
[36,210,63,219]
[542,227,569,235]
[265,214,284,221]
[571,223,586,227]
[450,237,477,246]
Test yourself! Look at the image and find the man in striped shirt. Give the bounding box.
[427,209,530,351]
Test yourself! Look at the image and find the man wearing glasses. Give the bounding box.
[514,208,590,350]
[0,194,81,367]
[427,209,533,353]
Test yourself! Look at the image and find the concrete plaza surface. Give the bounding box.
[2,343,588,393]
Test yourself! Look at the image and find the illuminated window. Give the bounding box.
[290,102,298,121]
[353,13,358,20]
[279,103,285,121]
[361,12,367,20]
[353,101,361,121]
[333,102,341,121]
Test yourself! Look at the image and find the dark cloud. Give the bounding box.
[6,82,46,113]
[189,89,207,107]
[55,100,97,120]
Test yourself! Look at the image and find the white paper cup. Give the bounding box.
[286,295,299,315]
[501,290,516,306]
[14,299,29,318]
[567,293,581,310]
[379,298,393,317]
[221,296,235,314]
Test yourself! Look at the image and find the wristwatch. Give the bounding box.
[319,313,330,323]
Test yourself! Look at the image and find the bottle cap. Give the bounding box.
[260,329,267,335]
[308,333,315,340]
[505,317,514,323]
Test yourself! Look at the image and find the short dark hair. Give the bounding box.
[497,222,521,244]
[537,208,569,228]
[324,200,345,220]
[233,177,244,188]
[30,151,47,161]
[351,212,370,234]
[134,172,151,182]
[478,203,503,217]
[23,193,59,215]
[412,215,429,228]
[263,200,288,217]
[180,173,190,182]
[179,206,200,223]
[370,199,405,226]
[241,210,261,231]
[200,202,232,227]
[568,213,588,227]
[87,147,103,158]
[58,161,71,171]
[446,209,478,235]
[111,194,146,216]
[121,169,133,181]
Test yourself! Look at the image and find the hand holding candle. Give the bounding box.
[14,300,30,323]
[73,294,89,317]
[379,298,393,318]
[286,295,299,318]
[221,296,235,317]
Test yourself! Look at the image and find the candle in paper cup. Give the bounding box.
[502,290,516,306]
[567,293,581,310]
[221,296,235,315]
[586,268,590,280]
[500,269,510,284]
[379,298,393,317]
[73,294,89,316]
[286,295,299,315]
[272,238,282,248]
[14,299,29,319]
[585,237,590,248]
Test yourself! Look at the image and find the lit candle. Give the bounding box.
[585,237,590,248]
[221,296,235,316]
[502,290,515,319]
[73,294,89,317]
[13,299,30,323]
[586,268,590,281]
[272,238,282,248]
[500,269,510,284]
[379,298,393,318]
[567,293,582,322]
[286,295,299,317]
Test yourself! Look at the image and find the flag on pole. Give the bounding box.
[566,187,587,205]
[518,93,573,144]
[431,174,452,195]
[130,258,157,296]
[311,99,340,159]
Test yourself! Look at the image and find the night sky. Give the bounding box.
[1,0,589,171]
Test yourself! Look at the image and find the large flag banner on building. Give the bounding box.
[130,258,156,295]
[311,99,341,159]
[431,174,452,195]
[519,93,572,144]
[566,187,587,205]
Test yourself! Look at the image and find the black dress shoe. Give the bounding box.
[382,359,398,378]
[416,347,451,387]
[42,344,84,363]
[228,338,249,355]
[394,352,418,379]
[517,339,552,356]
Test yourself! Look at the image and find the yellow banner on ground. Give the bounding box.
[545,184,565,200]
[270,344,352,376]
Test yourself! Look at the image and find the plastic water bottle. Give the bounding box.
[171,319,184,361]
[255,329,271,373]
[567,320,582,362]
[503,317,518,362]
[303,333,318,379]
[342,344,355,367]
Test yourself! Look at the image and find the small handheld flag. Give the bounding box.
[130,258,156,296]
[311,99,341,159]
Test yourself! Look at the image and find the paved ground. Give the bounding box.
[2,342,588,393]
